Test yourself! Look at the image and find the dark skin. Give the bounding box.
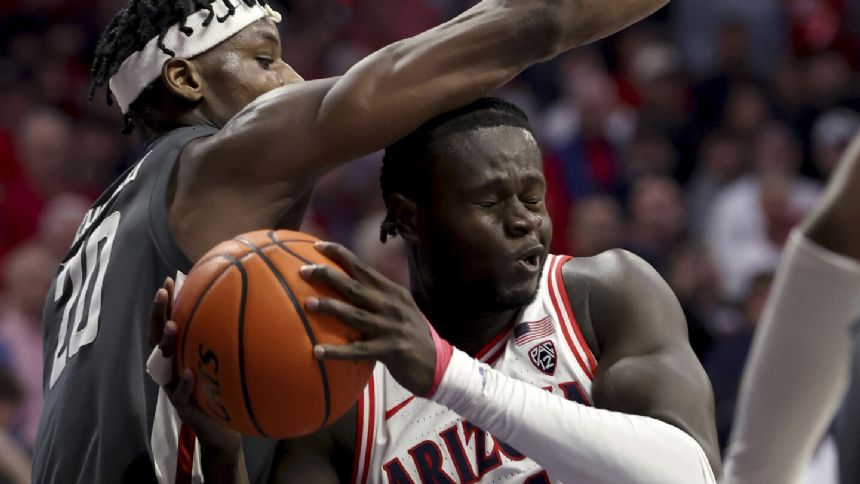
[148,0,671,474]
[160,0,671,262]
[262,126,721,481]
[154,125,721,481]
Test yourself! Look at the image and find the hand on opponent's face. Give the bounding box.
[301,242,437,397]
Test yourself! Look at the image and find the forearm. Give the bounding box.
[201,446,250,484]
[433,349,715,484]
[317,0,668,161]
[221,0,668,187]
[315,1,557,160]
[724,232,860,484]
[553,0,670,48]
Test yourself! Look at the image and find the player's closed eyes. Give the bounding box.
[256,56,273,69]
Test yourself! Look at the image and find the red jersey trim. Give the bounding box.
[175,424,195,484]
[483,344,507,365]
[474,322,513,363]
[384,395,416,421]
[352,376,376,484]
[548,255,597,380]
[554,255,598,374]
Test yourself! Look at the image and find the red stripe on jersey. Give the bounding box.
[385,395,416,421]
[548,256,594,380]
[175,424,196,484]
[484,344,507,365]
[474,322,513,362]
[360,377,376,484]
[554,256,598,375]
[352,377,377,484]
[351,385,365,484]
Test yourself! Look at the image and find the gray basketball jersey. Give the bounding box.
[33,127,278,484]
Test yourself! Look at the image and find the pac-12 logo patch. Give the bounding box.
[528,341,557,375]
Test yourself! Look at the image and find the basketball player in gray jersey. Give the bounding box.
[38,127,280,484]
[33,0,670,482]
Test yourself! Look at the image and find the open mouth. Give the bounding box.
[520,253,540,270]
[515,246,543,272]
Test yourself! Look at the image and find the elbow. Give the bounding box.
[539,0,671,49]
[527,5,567,60]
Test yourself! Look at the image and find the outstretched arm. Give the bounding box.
[301,244,718,483]
[212,0,668,179]
[189,0,668,214]
[724,132,860,484]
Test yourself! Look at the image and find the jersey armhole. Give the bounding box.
[148,127,218,273]
[548,255,598,380]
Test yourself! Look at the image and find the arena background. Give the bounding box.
[0,0,858,482]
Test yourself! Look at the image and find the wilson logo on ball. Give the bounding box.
[197,345,230,422]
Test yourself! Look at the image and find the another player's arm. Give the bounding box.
[269,431,338,484]
[722,133,860,484]
[194,0,668,196]
[267,405,356,483]
[568,250,722,477]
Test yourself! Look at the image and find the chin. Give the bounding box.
[493,282,541,312]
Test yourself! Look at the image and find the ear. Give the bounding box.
[161,59,203,103]
[389,193,419,243]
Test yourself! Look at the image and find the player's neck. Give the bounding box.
[414,293,520,356]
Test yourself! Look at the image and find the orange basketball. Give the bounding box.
[172,229,373,439]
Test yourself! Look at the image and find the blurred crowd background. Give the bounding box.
[0,0,859,481]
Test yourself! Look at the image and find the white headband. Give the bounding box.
[109,1,282,113]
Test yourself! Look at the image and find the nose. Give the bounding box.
[277,61,304,84]
[504,200,542,237]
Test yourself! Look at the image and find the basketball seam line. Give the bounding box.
[193,239,312,269]
[267,231,332,426]
[267,230,314,265]
[179,255,266,435]
[235,237,333,430]
[234,259,269,437]
[179,255,238,376]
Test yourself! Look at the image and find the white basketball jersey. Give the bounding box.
[353,255,598,484]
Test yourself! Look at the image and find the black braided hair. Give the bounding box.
[89,0,269,133]
[379,97,534,242]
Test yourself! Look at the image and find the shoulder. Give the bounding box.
[560,249,665,299]
[560,249,687,350]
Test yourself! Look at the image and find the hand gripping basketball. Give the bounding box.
[147,278,243,457]
[300,242,439,397]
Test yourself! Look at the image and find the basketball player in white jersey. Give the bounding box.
[723,130,860,484]
[151,98,721,482]
[275,98,720,482]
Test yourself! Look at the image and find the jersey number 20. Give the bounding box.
[49,211,121,388]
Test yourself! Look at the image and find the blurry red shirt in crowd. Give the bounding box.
[1,175,45,260]
[786,0,859,65]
